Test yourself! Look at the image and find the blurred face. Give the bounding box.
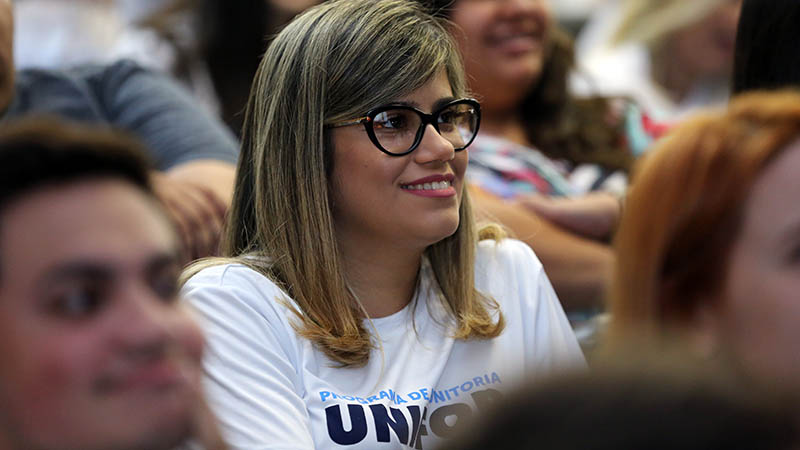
[0,0,13,111]
[706,140,800,387]
[449,0,551,111]
[669,0,742,79]
[330,70,468,253]
[0,179,204,450]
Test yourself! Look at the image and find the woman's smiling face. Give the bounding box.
[449,0,552,110]
[329,69,468,252]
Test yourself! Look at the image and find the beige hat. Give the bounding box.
[613,0,729,47]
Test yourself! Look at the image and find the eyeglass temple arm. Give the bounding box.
[328,117,371,128]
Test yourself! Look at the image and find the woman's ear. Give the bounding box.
[658,276,724,360]
[687,300,723,360]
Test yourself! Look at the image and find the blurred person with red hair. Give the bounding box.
[609,90,800,388]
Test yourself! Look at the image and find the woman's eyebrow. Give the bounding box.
[385,100,420,108]
[433,96,458,111]
[386,96,458,111]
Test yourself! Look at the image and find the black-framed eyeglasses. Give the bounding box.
[327,98,481,156]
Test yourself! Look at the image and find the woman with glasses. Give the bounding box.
[181,0,584,448]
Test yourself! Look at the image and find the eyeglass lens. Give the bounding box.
[371,102,478,154]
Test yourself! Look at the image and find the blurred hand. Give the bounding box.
[151,171,227,262]
[514,192,621,241]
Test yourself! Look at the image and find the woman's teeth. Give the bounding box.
[403,180,451,190]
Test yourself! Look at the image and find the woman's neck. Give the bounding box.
[339,238,423,318]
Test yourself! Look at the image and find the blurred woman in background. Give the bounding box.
[609,90,800,389]
[420,0,667,313]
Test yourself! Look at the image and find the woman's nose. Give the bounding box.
[414,123,456,164]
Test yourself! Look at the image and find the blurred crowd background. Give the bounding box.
[9,0,800,448]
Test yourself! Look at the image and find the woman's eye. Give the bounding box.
[373,111,409,130]
[439,108,472,130]
[438,113,454,128]
[440,109,471,125]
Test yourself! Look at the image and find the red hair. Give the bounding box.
[609,90,800,342]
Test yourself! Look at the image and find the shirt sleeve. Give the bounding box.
[526,248,588,373]
[477,239,587,376]
[182,266,315,450]
[87,60,239,170]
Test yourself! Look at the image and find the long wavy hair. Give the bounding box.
[609,90,800,343]
[185,0,504,367]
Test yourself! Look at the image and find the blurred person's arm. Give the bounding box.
[90,60,239,260]
[152,161,235,262]
[515,192,622,241]
[471,187,613,312]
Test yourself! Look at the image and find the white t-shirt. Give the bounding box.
[183,239,585,449]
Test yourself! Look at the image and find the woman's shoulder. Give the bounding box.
[475,238,543,274]
[473,238,550,299]
[182,261,295,320]
[185,261,278,289]
[181,263,307,375]
[474,239,586,367]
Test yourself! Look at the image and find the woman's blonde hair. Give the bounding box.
[609,90,800,344]
[185,0,504,367]
[613,0,729,47]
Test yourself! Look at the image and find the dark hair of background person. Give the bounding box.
[419,0,634,172]
[439,356,800,450]
[196,0,273,136]
[0,117,154,230]
[142,0,311,136]
[732,0,800,94]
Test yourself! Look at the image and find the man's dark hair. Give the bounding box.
[0,117,154,216]
[732,0,800,94]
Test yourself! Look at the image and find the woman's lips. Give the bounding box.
[400,175,457,198]
[494,34,542,55]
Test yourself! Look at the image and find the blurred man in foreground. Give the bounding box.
[0,118,225,450]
